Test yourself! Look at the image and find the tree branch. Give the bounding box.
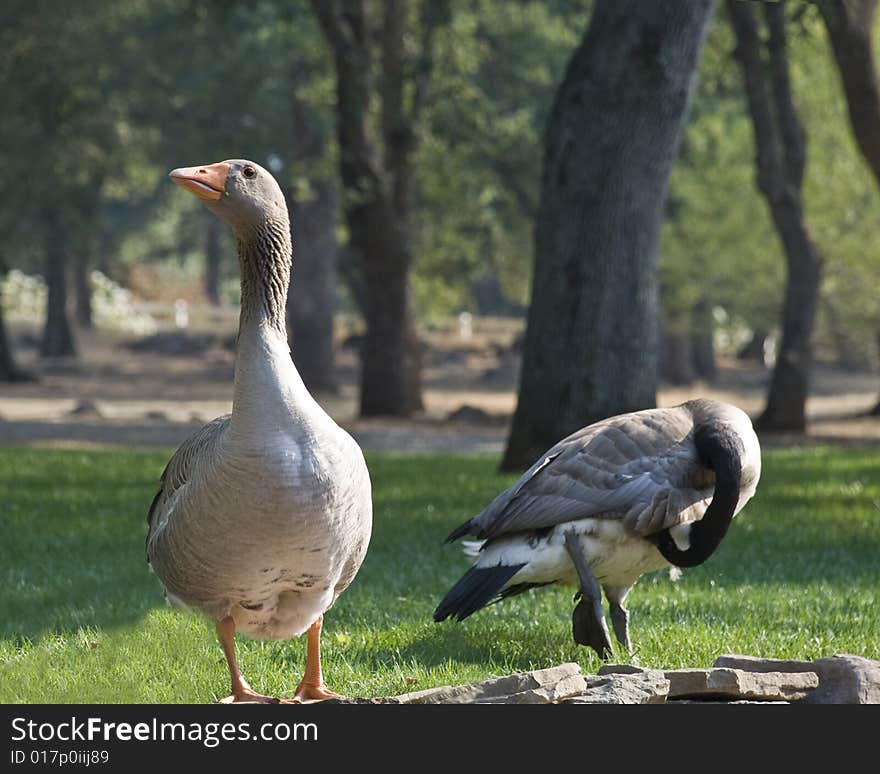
[309,0,349,55]
[409,0,448,126]
[727,0,786,203]
[816,0,880,187]
[764,1,805,189]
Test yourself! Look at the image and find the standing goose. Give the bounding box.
[434,399,760,657]
[146,159,372,703]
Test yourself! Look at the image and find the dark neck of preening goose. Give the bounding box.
[653,421,744,568]
[236,216,291,334]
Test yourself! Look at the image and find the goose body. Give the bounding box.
[434,399,760,656]
[147,159,371,702]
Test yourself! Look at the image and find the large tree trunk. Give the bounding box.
[311,0,435,416]
[501,0,715,470]
[728,0,823,432]
[287,179,340,393]
[40,209,77,358]
[815,0,880,414]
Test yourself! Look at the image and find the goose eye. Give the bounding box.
[242,166,256,179]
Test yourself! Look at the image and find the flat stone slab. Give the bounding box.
[598,663,648,676]
[715,653,880,704]
[563,671,669,704]
[664,668,818,701]
[394,662,585,705]
[713,654,818,673]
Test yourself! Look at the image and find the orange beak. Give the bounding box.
[168,162,230,201]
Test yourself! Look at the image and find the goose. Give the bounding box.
[146,159,372,703]
[434,399,761,658]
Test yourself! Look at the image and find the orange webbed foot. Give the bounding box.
[289,680,341,703]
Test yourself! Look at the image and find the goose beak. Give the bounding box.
[169,162,230,201]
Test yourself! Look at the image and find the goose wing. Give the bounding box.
[460,405,713,542]
[146,414,231,559]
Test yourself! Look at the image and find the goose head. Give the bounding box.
[169,159,287,233]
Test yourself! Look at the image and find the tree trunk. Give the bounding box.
[72,249,92,329]
[204,212,221,307]
[40,209,77,358]
[691,297,716,382]
[816,0,880,413]
[311,0,435,416]
[661,327,696,386]
[501,0,715,470]
[817,0,880,185]
[287,179,339,393]
[738,327,769,365]
[0,301,22,381]
[728,0,822,432]
[0,266,28,382]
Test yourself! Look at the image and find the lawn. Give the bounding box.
[0,446,878,703]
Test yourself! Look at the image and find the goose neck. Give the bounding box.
[235,216,291,335]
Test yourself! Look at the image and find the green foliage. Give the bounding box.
[2,0,878,362]
[415,1,587,317]
[1,447,877,702]
[662,6,880,363]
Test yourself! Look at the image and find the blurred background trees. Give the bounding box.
[1,0,879,452]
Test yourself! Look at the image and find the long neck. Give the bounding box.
[654,421,744,568]
[235,215,292,335]
[227,214,325,440]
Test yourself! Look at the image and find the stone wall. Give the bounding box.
[330,654,880,704]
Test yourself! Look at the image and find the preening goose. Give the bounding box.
[146,159,372,703]
[434,399,761,657]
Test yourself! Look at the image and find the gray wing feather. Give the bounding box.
[470,406,712,540]
[146,414,231,559]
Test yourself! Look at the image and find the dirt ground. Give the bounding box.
[1,318,879,453]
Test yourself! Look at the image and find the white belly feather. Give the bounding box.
[149,426,372,640]
[472,518,670,598]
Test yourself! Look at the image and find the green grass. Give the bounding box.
[1,446,878,703]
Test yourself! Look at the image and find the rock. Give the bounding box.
[807,655,880,704]
[394,663,585,705]
[475,673,589,705]
[715,653,880,704]
[713,654,816,673]
[564,671,669,704]
[664,668,818,701]
[598,664,648,676]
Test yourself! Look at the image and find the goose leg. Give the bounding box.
[563,531,613,658]
[609,600,632,652]
[292,616,340,703]
[216,616,280,704]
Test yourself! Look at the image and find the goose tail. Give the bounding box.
[433,563,525,622]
